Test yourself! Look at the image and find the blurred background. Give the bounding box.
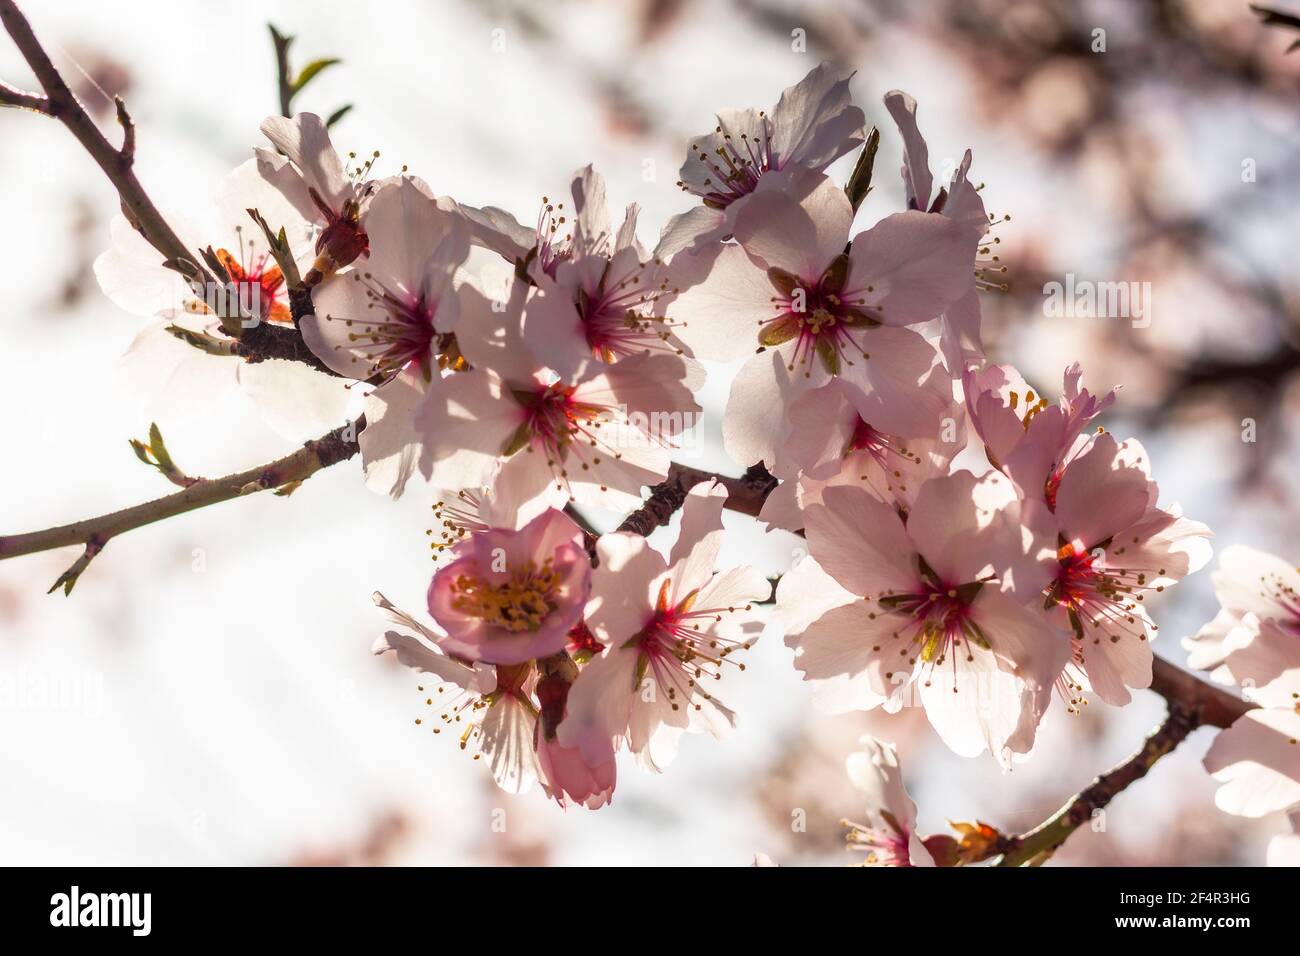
[1,0,1298,865]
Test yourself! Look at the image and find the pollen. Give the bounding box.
[448,558,563,633]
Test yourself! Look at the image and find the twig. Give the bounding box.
[0,0,206,281]
[990,658,1254,866]
[616,462,776,535]
[993,699,1201,866]
[0,419,362,594]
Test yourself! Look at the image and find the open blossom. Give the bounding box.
[256,112,375,282]
[303,176,470,383]
[558,482,769,772]
[777,472,1069,764]
[760,371,963,532]
[94,157,350,441]
[670,169,973,468]
[426,508,592,665]
[660,62,866,256]
[1183,546,1300,699]
[1202,669,1300,820]
[842,736,933,866]
[300,176,472,498]
[965,362,1117,497]
[1185,549,1300,834]
[418,280,700,512]
[371,593,544,795]
[1037,432,1211,708]
[883,89,1000,372]
[522,166,699,383]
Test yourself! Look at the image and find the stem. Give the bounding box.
[0,0,204,279]
[0,420,361,593]
[616,462,776,535]
[992,658,1253,866]
[994,699,1200,866]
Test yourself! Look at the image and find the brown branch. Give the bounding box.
[0,419,362,594]
[0,0,205,280]
[616,462,776,535]
[0,77,48,112]
[989,659,1253,865]
[0,0,338,376]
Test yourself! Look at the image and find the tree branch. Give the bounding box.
[0,419,361,594]
[993,699,1201,866]
[616,462,776,535]
[0,0,205,280]
[990,658,1254,866]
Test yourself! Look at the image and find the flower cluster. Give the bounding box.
[1185,547,1300,865]
[96,58,1299,851]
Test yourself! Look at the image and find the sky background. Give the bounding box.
[1,0,1298,865]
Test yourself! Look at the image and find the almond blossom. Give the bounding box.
[94,157,350,441]
[426,508,592,666]
[557,482,769,772]
[371,592,543,796]
[418,279,700,512]
[522,166,699,385]
[670,169,973,468]
[777,472,1070,764]
[660,62,866,256]
[1036,432,1211,708]
[964,361,1117,497]
[256,112,375,282]
[1185,550,1300,844]
[760,371,963,532]
[1202,669,1300,819]
[842,736,934,866]
[299,175,472,497]
[1183,545,1300,700]
[882,89,999,372]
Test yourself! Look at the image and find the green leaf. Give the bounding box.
[325,103,353,128]
[844,126,881,212]
[291,58,341,96]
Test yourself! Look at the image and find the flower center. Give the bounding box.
[449,559,562,633]
[877,557,988,672]
[574,262,679,364]
[324,275,462,383]
[680,115,774,209]
[758,257,878,377]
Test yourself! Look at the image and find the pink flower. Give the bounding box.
[557,482,769,771]
[1038,432,1212,707]
[964,361,1117,497]
[371,593,544,795]
[843,736,933,866]
[94,158,350,441]
[777,471,1069,764]
[426,508,592,665]
[1188,549,1300,828]
[1183,546,1300,699]
[670,169,973,467]
[535,657,616,810]
[882,89,1000,371]
[256,112,375,280]
[523,166,699,383]
[302,176,470,384]
[1202,674,1300,819]
[660,63,866,256]
[419,281,700,511]
[760,373,963,531]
